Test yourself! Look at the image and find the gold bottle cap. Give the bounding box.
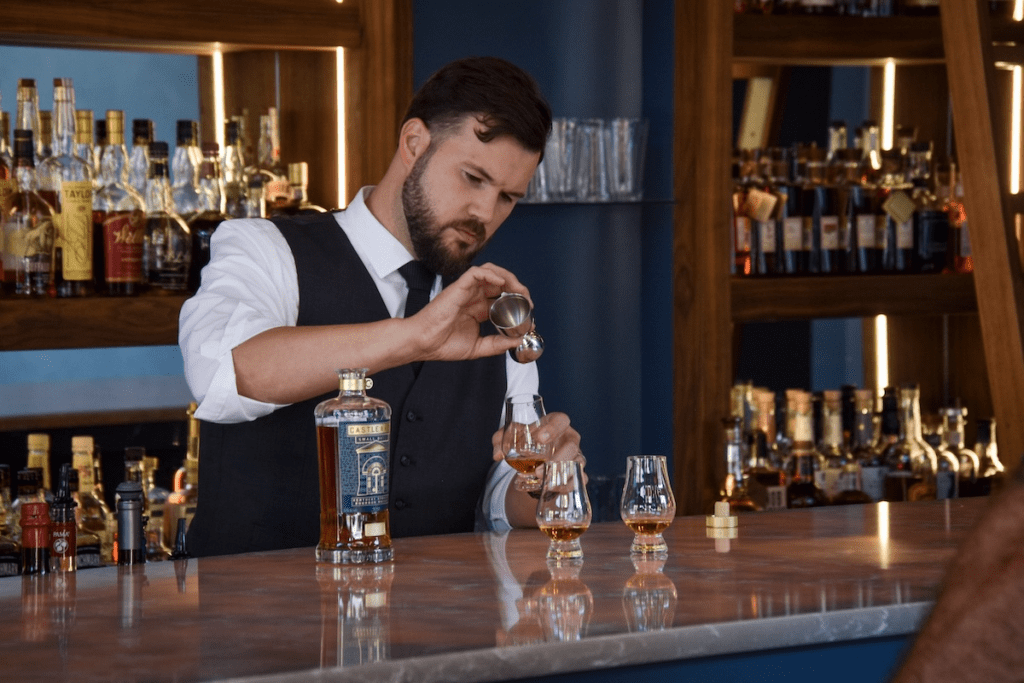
[75,109,93,143]
[28,433,50,451]
[71,435,94,451]
[39,111,52,142]
[106,110,125,145]
[288,161,308,186]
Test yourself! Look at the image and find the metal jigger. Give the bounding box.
[488,292,544,363]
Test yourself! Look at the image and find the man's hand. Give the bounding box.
[413,263,531,362]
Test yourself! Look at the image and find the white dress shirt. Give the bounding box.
[178,186,535,530]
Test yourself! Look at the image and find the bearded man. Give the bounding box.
[178,56,583,557]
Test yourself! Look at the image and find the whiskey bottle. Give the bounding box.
[0,111,13,170]
[256,108,291,211]
[222,119,248,219]
[92,115,107,183]
[38,110,52,160]
[785,396,828,508]
[973,417,1005,495]
[835,148,864,273]
[74,109,98,189]
[0,109,13,230]
[718,417,760,513]
[732,149,754,276]
[908,142,950,274]
[750,148,784,277]
[939,405,980,496]
[270,161,328,216]
[878,148,913,273]
[21,499,51,576]
[71,435,114,563]
[832,389,876,505]
[171,119,201,221]
[2,129,55,295]
[15,79,41,165]
[66,467,104,569]
[945,160,973,273]
[315,369,394,564]
[143,455,171,561]
[143,140,191,291]
[11,469,43,544]
[93,110,147,296]
[128,118,154,206]
[815,390,846,501]
[883,384,938,502]
[165,402,199,541]
[187,142,229,293]
[50,463,78,573]
[0,465,21,577]
[745,388,787,510]
[38,78,95,297]
[26,432,52,496]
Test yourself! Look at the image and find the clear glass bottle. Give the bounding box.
[271,161,328,216]
[143,456,171,561]
[0,110,13,171]
[37,78,95,297]
[719,417,760,513]
[187,141,230,293]
[786,396,828,508]
[929,414,960,501]
[15,79,41,165]
[815,390,846,501]
[245,174,266,218]
[939,405,980,495]
[257,108,291,211]
[222,119,248,219]
[171,119,201,221]
[883,384,938,502]
[143,140,191,291]
[314,369,394,564]
[973,417,1005,495]
[93,110,147,296]
[92,115,107,183]
[0,465,21,577]
[3,129,55,295]
[74,109,98,188]
[744,388,787,510]
[832,389,876,505]
[128,118,154,206]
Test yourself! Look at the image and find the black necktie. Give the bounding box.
[398,260,435,376]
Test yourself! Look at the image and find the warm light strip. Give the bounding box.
[877,501,890,570]
[875,314,889,400]
[336,47,347,209]
[1013,66,1022,194]
[881,59,896,151]
[1016,0,1023,21]
[213,48,225,152]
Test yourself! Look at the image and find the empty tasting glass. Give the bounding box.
[501,394,552,492]
[536,460,592,562]
[605,117,648,201]
[620,455,676,557]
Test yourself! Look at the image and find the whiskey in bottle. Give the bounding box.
[883,384,938,502]
[71,435,114,563]
[187,142,229,292]
[315,369,394,564]
[2,129,55,295]
[26,433,53,496]
[785,396,828,508]
[66,468,104,568]
[973,417,1005,495]
[878,148,913,273]
[832,389,876,505]
[21,500,51,576]
[718,417,760,513]
[0,465,21,577]
[50,463,78,573]
[143,141,191,291]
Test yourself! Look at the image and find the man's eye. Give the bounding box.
[465,172,482,184]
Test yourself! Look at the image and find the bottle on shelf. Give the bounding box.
[944,159,973,273]
[831,388,876,505]
[74,109,98,189]
[256,108,291,211]
[50,463,78,573]
[20,497,51,576]
[11,468,44,544]
[165,402,200,541]
[26,433,53,497]
[744,388,787,510]
[877,148,913,273]
[128,118,154,206]
[171,119,201,221]
[973,417,1005,495]
[939,405,980,496]
[15,78,41,165]
[143,140,191,291]
[719,416,760,513]
[0,465,21,577]
[0,111,13,171]
[143,455,171,561]
[270,161,328,216]
[93,109,147,296]
[2,129,56,295]
[115,480,146,566]
[92,115,107,184]
[815,390,846,501]
[222,119,247,219]
[0,107,13,219]
[314,369,394,564]
[750,148,786,277]
[71,435,114,564]
[883,384,939,501]
[66,467,103,569]
[38,78,95,297]
[732,148,755,276]
[187,141,230,293]
[907,141,949,274]
[786,394,828,508]
[245,174,266,218]
[38,110,52,160]
[862,388,896,502]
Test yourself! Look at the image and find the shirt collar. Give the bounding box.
[338,186,416,281]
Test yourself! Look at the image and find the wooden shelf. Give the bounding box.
[731,272,977,322]
[0,294,188,351]
[0,406,189,432]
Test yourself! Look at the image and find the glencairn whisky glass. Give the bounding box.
[501,394,552,492]
[535,459,592,562]
[620,455,676,557]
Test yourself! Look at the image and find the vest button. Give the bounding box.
[406,411,418,422]
[394,499,407,510]
[399,455,411,466]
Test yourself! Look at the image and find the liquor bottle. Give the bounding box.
[832,389,876,505]
[115,480,146,566]
[21,499,51,575]
[38,78,95,297]
[143,456,171,561]
[815,390,846,501]
[732,149,755,276]
[245,175,266,218]
[973,417,1005,495]
[92,115,107,184]
[0,108,12,224]
[143,140,191,291]
[26,433,53,496]
[50,463,78,573]
[749,148,784,277]
[945,160,973,273]
[74,109,97,188]
[66,467,103,569]
[2,129,56,295]
[785,396,828,508]
[171,119,201,221]
[0,111,12,171]
[93,110,147,296]
[38,110,53,160]
[877,148,913,273]
[939,405,980,496]
[71,435,113,564]
[128,119,153,206]
[187,142,229,293]
[908,142,949,274]
[719,417,760,513]
[271,161,329,216]
[11,469,44,544]
[222,119,248,219]
[314,369,394,564]
[15,79,41,165]
[834,149,863,273]
[165,402,200,541]
[256,108,291,211]
[744,389,787,510]
[0,465,21,577]
[801,145,834,274]
[883,384,938,502]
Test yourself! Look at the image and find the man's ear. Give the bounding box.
[399,118,432,169]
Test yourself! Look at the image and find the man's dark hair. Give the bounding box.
[403,56,552,158]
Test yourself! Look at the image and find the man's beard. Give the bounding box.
[401,150,487,281]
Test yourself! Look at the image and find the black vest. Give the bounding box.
[186,212,506,557]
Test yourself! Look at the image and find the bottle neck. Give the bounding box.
[100,143,129,185]
[51,91,77,158]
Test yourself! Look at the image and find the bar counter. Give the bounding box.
[0,498,987,682]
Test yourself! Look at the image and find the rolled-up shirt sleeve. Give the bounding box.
[178,217,299,424]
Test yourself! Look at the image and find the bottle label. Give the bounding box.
[77,546,103,568]
[745,188,777,223]
[764,485,787,511]
[338,421,391,514]
[58,180,94,281]
[735,216,751,252]
[0,559,18,577]
[819,215,840,250]
[875,215,888,250]
[801,217,813,252]
[896,218,914,249]
[856,214,876,248]
[4,214,54,261]
[783,217,803,251]
[51,522,76,561]
[758,221,776,253]
[860,466,886,502]
[101,210,146,282]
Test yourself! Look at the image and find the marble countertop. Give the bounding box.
[0,498,987,682]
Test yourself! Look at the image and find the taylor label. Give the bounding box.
[59,180,94,281]
[338,421,391,514]
[101,210,145,282]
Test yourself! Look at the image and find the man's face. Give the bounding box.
[401,116,540,280]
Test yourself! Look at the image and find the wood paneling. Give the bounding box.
[674,0,734,516]
[0,0,361,54]
[279,51,339,210]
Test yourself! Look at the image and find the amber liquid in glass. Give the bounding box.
[540,525,587,542]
